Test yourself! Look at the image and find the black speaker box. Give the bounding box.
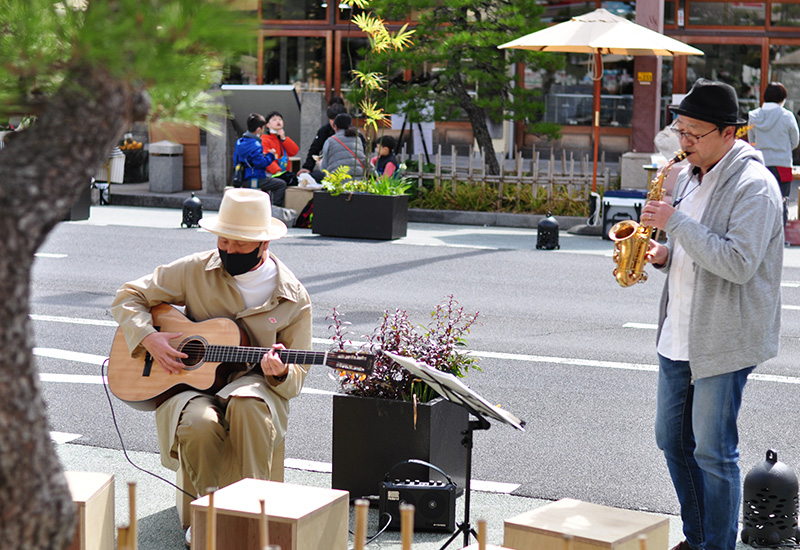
[379,479,456,533]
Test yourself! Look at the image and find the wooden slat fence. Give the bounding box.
[398,144,610,203]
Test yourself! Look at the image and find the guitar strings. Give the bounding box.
[100,358,195,499]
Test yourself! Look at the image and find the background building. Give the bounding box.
[229,0,800,162]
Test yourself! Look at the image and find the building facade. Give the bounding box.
[231,0,800,160]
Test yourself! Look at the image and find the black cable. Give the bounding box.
[347,496,393,547]
[100,358,195,499]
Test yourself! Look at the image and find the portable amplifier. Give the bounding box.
[378,460,457,533]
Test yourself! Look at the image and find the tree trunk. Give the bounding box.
[449,72,501,176]
[0,65,149,549]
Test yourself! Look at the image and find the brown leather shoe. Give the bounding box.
[670,541,690,550]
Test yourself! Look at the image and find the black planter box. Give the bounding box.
[331,394,469,502]
[312,191,408,240]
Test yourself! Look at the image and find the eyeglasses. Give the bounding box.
[670,123,718,145]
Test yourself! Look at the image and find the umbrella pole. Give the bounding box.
[592,52,601,193]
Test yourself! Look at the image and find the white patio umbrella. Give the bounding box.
[499,8,704,191]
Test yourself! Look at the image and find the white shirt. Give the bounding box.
[234,256,278,310]
[657,153,729,360]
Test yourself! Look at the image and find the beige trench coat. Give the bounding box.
[110,249,312,471]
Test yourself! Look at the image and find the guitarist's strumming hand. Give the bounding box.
[261,343,289,380]
[142,331,189,375]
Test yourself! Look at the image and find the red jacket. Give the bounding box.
[261,133,300,174]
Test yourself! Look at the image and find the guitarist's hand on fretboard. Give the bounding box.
[142,331,188,375]
[261,343,289,379]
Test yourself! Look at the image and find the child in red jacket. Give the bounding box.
[261,111,299,186]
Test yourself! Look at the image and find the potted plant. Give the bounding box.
[328,295,480,501]
[312,165,412,240]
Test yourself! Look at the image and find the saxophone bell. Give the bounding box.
[609,150,687,287]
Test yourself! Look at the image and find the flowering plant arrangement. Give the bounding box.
[328,295,480,403]
[321,164,411,197]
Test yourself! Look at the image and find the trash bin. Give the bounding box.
[94,147,125,183]
[149,140,183,193]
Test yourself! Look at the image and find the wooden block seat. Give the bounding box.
[64,471,115,550]
[176,439,284,529]
[190,478,349,550]
[503,498,669,550]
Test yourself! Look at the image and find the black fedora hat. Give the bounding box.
[670,79,747,126]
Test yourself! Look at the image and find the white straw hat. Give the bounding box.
[199,188,287,242]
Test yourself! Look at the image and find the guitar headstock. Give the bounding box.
[325,351,375,375]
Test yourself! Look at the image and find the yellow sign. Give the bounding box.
[638,72,653,85]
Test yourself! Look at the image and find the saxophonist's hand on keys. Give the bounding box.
[641,200,675,231]
[646,240,668,267]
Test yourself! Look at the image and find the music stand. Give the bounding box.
[385,352,525,549]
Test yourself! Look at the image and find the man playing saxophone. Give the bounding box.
[640,79,783,550]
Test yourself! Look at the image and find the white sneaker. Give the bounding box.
[185,526,191,547]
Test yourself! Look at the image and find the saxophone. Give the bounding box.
[609,151,689,287]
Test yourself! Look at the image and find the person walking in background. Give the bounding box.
[261,110,299,187]
[748,82,800,230]
[320,112,367,178]
[641,79,783,550]
[232,113,286,206]
[371,135,400,178]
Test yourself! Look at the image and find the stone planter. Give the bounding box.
[312,191,408,240]
[331,393,468,502]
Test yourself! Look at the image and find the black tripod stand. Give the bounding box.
[385,352,525,549]
[439,414,491,549]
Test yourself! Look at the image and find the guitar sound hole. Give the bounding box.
[179,338,207,369]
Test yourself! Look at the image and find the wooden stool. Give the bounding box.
[190,478,349,550]
[176,439,284,529]
[503,498,669,550]
[285,187,314,212]
[64,471,115,550]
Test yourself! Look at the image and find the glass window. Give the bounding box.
[664,1,676,25]
[534,53,634,127]
[539,2,596,24]
[601,1,635,20]
[687,2,765,26]
[262,0,327,21]
[771,3,800,26]
[687,43,760,117]
[337,2,367,22]
[263,36,327,92]
[339,37,370,94]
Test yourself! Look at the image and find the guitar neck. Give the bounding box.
[205,346,327,366]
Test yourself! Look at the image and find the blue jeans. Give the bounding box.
[655,355,754,550]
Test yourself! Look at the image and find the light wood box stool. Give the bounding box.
[285,187,314,212]
[503,498,668,550]
[64,471,115,550]
[190,478,349,550]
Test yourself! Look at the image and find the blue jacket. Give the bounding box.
[234,132,275,180]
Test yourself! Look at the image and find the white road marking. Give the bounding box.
[30,314,117,327]
[50,432,82,444]
[35,253,68,259]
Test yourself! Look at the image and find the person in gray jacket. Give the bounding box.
[320,113,367,178]
[748,82,800,228]
[641,79,783,550]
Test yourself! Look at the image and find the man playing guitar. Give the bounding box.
[111,188,311,545]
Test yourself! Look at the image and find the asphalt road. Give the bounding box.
[31,206,800,520]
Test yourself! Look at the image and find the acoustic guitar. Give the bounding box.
[108,303,374,411]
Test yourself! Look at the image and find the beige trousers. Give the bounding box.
[176,395,278,497]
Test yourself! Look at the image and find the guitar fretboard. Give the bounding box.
[205,346,327,365]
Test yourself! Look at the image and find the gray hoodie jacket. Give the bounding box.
[657,139,783,379]
[748,102,800,167]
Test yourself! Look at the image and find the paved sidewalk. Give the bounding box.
[57,442,690,550]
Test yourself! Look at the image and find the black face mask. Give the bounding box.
[218,246,262,276]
